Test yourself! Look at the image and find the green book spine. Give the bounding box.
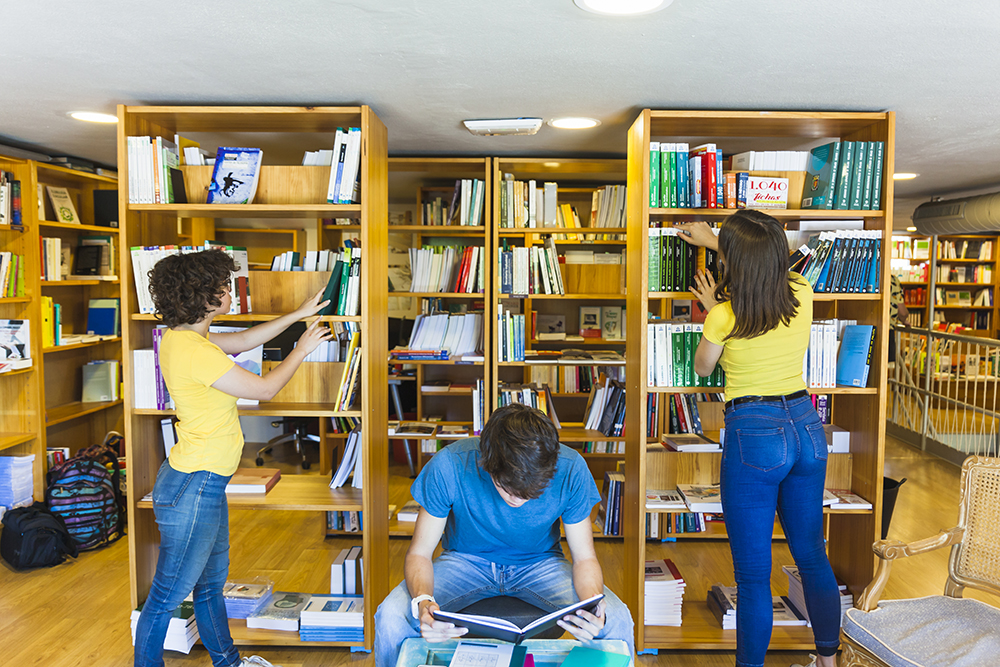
[661,144,672,209]
[871,141,885,210]
[336,250,352,316]
[861,142,875,210]
[668,150,678,208]
[849,144,866,209]
[672,325,685,387]
[824,142,841,209]
[648,228,660,291]
[834,141,854,210]
[662,229,673,292]
[649,143,661,208]
[685,324,695,387]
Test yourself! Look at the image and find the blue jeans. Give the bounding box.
[373,551,635,667]
[133,461,240,667]
[722,395,841,667]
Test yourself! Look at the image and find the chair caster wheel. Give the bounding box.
[255,457,264,467]
[302,460,311,470]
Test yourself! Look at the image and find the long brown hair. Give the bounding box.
[714,209,800,340]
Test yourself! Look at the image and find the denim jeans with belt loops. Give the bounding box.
[722,394,841,667]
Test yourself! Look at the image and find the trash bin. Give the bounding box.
[881,477,907,540]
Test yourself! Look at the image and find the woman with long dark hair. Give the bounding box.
[678,210,841,667]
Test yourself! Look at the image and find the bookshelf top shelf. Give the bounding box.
[35,162,119,184]
[650,208,884,219]
[40,220,120,234]
[122,106,365,133]
[647,110,890,138]
[0,432,36,452]
[389,226,486,235]
[137,476,363,512]
[129,204,361,219]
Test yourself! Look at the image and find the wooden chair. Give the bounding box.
[841,455,1000,666]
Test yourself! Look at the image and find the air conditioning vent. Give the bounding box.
[912,192,1000,235]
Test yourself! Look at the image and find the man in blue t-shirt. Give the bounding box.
[373,404,635,666]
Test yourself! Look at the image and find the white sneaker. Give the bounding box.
[790,655,817,667]
[239,657,282,667]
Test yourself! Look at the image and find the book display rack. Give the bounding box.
[118,106,388,650]
[624,110,894,651]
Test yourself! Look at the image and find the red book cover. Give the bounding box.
[672,394,689,432]
[454,246,472,293]
[236,275,249,314]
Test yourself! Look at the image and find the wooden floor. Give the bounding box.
[1,436,996,667]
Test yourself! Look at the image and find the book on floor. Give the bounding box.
[432,593,604,644]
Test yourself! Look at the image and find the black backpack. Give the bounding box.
[0,502,79,569]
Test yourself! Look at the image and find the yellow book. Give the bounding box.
[334,332,361,409]
[41,296,54,348]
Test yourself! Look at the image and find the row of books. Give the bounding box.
[646,392,723,439]
[938,238,993,261]
[497,303,526,362]
[0,252,24,297]
[421,179,486,226]
[578,441,625,454]
[324,127,364,205]
[498,178,626,235]
[584,378,627,436]
[333,336,362,411]
[395,312,484,360]
[497,239,566,295]
[648,226,719,292]
[0,171,24,229]
[648,142,715,209]
[646,322,726,388]
[125,136,184,204]
[937,288,992,307]
[299,323,359,363]
[891,237,931,260]
[938,310,990,331]
[407,245,485,293]
[802,140,885,211]
[331,546,364,595]
[937,264,992,284]
[523,350,625,365]
[326,510,363,533]
[650,511,724,535]
[793,229,883,293]
[707,584,807,629]
[315,245,362,317]
[497,383,561,428]
[329,415,361,434]
[130,244,251,315]
[269,245,357,274]
[45,446,70,469]
[810,322,876,389]
[644,559,686,626]
[893,264,928,283]
[597,471,625,535]
[528,363,603,394]
[41,297,119,349]
[330,426,364,489]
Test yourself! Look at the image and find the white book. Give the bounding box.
[331,548,350,594]
[343,546,362,595]
[326,128,346,203]
[338,128,362,204]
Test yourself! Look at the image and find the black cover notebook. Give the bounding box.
[432,594,604,644]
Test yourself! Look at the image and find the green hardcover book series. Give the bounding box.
[834,141,854,210]
[668,148,678,208]
[849,142,866,210]
[871,141,885,210]
[661,143,672,209]
[649,142,661,208]
[801,141,841,209]
[861,141,875,210]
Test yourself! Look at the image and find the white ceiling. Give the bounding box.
[3,0,1000,227]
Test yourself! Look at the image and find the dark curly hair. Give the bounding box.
[148,249,237,328]
[479,403,560,500]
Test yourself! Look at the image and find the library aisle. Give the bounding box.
[0,436,989,666]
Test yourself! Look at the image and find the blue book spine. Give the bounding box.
[835,325,876,387]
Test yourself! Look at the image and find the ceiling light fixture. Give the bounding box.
[69,111,118,124]
[463,118,542,136]
[548,117,601,130]
[906,226,917,232]
[573,0,673,16]
[893,173,919,180]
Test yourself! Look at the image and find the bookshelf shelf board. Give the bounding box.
[934,305,993,310]
[0,432,36,452]
[0,297,31,304]
[130,313,362,323]
[530,338,626,346]
[577,451,626,459]
[900,281,928,285]
[498,228,627,237]
[553,239,627,246]
[501,293,625,300]
[650,208,883,220]
[935,282,990,287]
[39,220,121,234]
[129,203,362,219]
[43,337,123,354]
[643,609,817,651]
[137,475,363,512]
[0,366,35,377]
[42,279,120,287]
[389,225,487,234]
[321,224,362,231]
[35,162,119,183]
[393,359,484,366]
[45,399,123,427]
[647,386,726,394]
[557,428,626,442]
[420,389,474,396]
[813,293,881,301]
[0,224,14,232]
[391,292,485,298]
[644,506,870,516]
[125,106,365,132]
[551,392,593,398]
[936,258,995,264]
[134,404,363,418]
[649,292,696,299]
[499,361,626,367]
[648,110,889,136]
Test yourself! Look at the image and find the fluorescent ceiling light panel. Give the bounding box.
[463,118,542,136]
[574,0,672,16]
[548,117,601,129]
[893,173,919,180]
[69,111,118,123]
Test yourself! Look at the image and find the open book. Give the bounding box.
[432,593,604,644]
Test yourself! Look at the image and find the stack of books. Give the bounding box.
[0,252,25,297]
[662,433,721,453]
[801,141,886,211]
[396,499,421,522]
[330,426,363,490]
[223,579,273,619]
[706,584,808,629]
[421,178,486,226]
[583,378,627,438]
[246,592,309,632]
[677,483,723,513]
[298,595,364,642]
[782,565,854,625]
[0,455,34,509]
[644,489,687,511]
[130,245,251,315]
[130,600,198,653]
[395,312,483,361]
[644,559,686,626]
[331,546,364,595]
[796,230,883,294]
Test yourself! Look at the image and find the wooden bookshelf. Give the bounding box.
[118,105,388,651]
[624,109,894,651]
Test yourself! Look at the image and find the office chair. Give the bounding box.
[256,417,320,469]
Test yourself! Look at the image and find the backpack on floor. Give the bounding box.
[0,502,78,569]
[46,434,125,550]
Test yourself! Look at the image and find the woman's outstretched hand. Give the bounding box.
[674,221,718,250]
[690,269,719,312]
[295,287,331,319]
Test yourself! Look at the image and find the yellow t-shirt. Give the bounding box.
[159,329,242,475]
[703,273,812,402]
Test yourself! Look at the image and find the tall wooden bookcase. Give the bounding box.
[624,110,894,651]
[490,158,629,480]
[117,106,388,650]
[932,233,998,336]
[0,156,45,499]
[386,157,492,473]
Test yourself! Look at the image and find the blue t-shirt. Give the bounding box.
[411,437,601,566]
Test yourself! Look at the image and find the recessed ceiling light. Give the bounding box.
[893,173,919,180]
[573,0,673,15]
[548,117,601,130]
[69,111,118,124]
[906,226,917,232]
[463,118,542,136]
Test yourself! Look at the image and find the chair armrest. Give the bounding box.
[856,527,964,612]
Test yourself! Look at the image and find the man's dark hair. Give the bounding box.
[479,403,560,500]
[148,249,237,328]
[715,209,800,340]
